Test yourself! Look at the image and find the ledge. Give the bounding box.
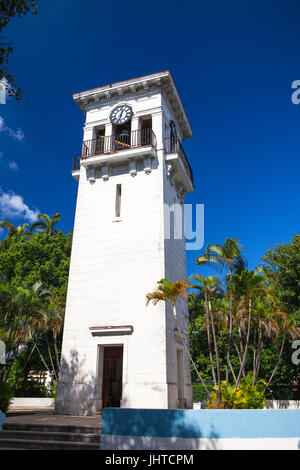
[89,325,134,336]
[81,145,156,169]
[166,153,194,193]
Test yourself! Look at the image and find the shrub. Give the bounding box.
[206,373,267,409]
[0,381,14,413]
[50,381,57,399]
[13,380,51,398]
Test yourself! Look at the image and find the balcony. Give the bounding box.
[72,128,156,174]
[164,137,194,190]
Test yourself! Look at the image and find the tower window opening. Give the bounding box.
[115,184,122,218]
[141,116,152,145]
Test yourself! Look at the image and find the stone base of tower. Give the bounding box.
[55,383,193,416]
[55,382,193,416]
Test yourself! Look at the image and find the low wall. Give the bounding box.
[10,398,54,408]
[0,410,5,430]
[193,400,300,410]
[264,400,300,410]
[101,408,300,450]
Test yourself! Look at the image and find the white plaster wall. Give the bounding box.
[56,88,193,415]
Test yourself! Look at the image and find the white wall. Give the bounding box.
[56,87,193,415]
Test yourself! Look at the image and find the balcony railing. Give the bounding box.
[72,155,80,171]
[72,128,156,172]
[84,128,156,157]
[164,137,194,186]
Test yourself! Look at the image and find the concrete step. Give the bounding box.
[0,421,101,450]
[0,429,100,443]
[0,437,99,450]
[3,422,101,435]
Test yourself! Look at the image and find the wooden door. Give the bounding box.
[102,346,123,408]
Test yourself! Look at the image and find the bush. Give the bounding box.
[50,381,57,399]
[193,382,214,402]
[13,380,51,398]
[0,381,14,413]
[206,373,267,409]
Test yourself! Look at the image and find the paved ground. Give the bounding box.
[5,407,102,428]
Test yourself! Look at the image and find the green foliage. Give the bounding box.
[262,234,300,316]
[0,380,13,412]
[13,379,50,398]
[0,0,40,99]
[206,373,267,409]
[192,382,214,402]
[0,217,70,386]
[190,235,300,400]
[0,230,72,297]
[50,380,57,399]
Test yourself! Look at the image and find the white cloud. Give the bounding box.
[0,115,24,141]
[8,161,19,171]
[0,189,39,223]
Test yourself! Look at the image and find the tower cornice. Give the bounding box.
[72,70,193,140]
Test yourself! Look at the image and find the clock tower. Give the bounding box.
[55,71,194,415]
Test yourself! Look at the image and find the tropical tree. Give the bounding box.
[146,278,210,396]
[0,226,72,296]
[262,235,300,316]
[0,221,31,250]
[232,267,265,387]
[196,238,245,381]
[0,282,46,382]
[29,213,61,236]
[39,289,65,377]
[190,275,221,389]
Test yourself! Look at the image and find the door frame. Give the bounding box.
[95,338,128,411]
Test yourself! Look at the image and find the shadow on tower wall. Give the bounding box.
[55,350,95,416]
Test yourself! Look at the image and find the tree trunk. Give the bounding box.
[236,298,252,388]
[46,336,58,382]
[204,294,217,386]
[173,304,210,398]
[53,334,60,374]
[253,329,263,384]
[263,335,285,394]
[208,300,220,388]
[226,268,233,383]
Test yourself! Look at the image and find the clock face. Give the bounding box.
[110,104,133,125]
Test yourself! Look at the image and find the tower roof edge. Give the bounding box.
[72,70,193,139]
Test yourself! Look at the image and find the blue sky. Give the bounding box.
[1,0,300,278]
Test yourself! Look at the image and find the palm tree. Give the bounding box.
[146,278,210,396]
[0,283,33,381]
[190,274,221,389]
[196,238,245,381]
[263,311,300,393]
[40,289,65,374]
[0,221,31,250]
[232,267,265,388]
[29,213,61,236]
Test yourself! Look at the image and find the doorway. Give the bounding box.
[102,346,123,408]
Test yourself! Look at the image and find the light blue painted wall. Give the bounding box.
[0,410,5,430]
[102,408,300,439]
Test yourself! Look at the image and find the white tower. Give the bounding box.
[55,71,194,415]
